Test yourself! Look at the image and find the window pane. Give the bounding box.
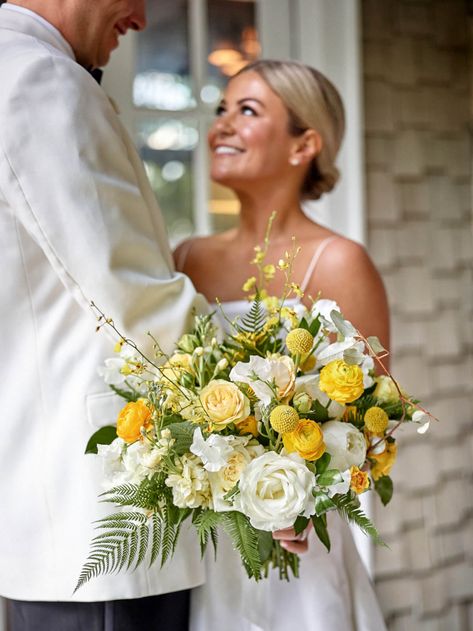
[206,0,260,96]
[134,0,195,111]
[136,119,198,243]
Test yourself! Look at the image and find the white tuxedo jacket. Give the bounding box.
[0,8,207,601]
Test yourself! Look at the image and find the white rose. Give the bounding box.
[235,452,315,531]
[230,355,295,405]
[294,375,345,420]
[322,421,367,471]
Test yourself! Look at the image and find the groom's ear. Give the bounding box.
[291,129,322,165]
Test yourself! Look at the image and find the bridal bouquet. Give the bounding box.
[75,236,432,592]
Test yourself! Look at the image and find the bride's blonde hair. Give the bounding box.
[234,59,345,200]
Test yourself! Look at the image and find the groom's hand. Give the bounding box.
[272,522,313,554]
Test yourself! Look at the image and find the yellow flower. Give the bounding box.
[300,355,316,373]
[373,375,402,404]
[283,419,325,461]
[286,328,314,355]
[319,360,364,404]
[370,441,397,481]
[199,380,250,431]
[263,264,276,280]
[235,415,259,437]
[116,400,153,443]
[242,276,257,292]
[270,405,299,434]
[350,466,370,494]
[364,406,389,434]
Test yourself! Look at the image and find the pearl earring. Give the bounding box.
[289,157,300,166]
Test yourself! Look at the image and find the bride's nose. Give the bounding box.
[213,113,236,136]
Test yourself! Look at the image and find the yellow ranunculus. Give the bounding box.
[319,360,364,404]
[350,466,370,494]
[200,380,250,431]
[283,419,325,461]
[116,400,153,443]
[370,441,397,481]
[235,415,259,437]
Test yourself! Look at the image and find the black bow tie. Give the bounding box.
[87,67,103,85]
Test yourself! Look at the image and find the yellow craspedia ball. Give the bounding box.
[269,405,300,434]
[319,360,364,404]
[286,328,314,355]
[364,406,389,434]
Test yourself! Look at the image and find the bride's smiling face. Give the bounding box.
[208,71,299,190]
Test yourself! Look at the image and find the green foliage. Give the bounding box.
[85,426,117,455]
[315,452,331,475]
[331,493,385,545]
[236,296,266,336]
[293,515,309,536]
[316,469,345,488]
[311,400,330,423]
[311,514,330,552]
[167,421,196,455]
[110,384,140,402]
[374,475,393,506]
[222,512,262,580]
[192,509,221,558]
[257,530,273,564]
[313,491,336,516]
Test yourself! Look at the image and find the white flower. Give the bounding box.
[294,375,345,420]
[235,452,315,531]
[325,469,351,498]
[312,299,342,333]
[97,438,127,489]
[230,355,295,405]
[98,357,127,386]
[190,427,234,472]
[322,421,367,471]
[97,437,161,489]
[412,409,430,434]
[165,454,211,509]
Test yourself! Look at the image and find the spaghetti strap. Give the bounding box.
[175,239,195,272]
[300,236,339,293]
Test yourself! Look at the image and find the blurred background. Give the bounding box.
[2,1,472,629]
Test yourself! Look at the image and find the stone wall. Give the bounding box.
[362,0,473,629]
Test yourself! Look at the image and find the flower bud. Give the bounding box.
[293,392,312,414]
[193,346,204,357]
[216,358,229,372]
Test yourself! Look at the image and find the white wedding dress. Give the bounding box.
[178,238,387,631]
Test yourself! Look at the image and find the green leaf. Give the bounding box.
[222,512,262,580]
[167,421,196,455]
[312,400,330,422]
[110,384,140,402]
[315,452,331,475]
[367,336,386,355]
[330,310,357,338]
[193,510,221,558]
[236,295,266,335]
[257,530,273,564]
[85,426,117,454]
[343,347,364,365]
[309,318,321,337]
[374,476,393,506]
[311,514,331,552]
[294,516,309,536]
[313,491,336,516]
[316,469,345,487]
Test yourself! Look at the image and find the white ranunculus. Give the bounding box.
[235,452,315,531]
[230,355,295,405]
[322,421,367,471]
[294,375,345,420]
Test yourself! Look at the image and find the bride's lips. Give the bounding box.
[213,145,245,156]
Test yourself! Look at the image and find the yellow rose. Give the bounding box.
[200,379,250,431]
[235,415,259,437]
[116,400,153,443]
[370,441,397,481]
[283,419,325,461]
[319,360,364,404]
[350,466,370,494]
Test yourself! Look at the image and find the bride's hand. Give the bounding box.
[272,522,313,554]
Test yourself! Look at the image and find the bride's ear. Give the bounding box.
[290,129,322,166]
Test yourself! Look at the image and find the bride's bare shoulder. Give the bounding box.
[173,230,237,272]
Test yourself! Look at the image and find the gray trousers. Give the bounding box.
[6,589,190,631]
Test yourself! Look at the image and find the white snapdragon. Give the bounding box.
[235,452,315,531]
[230,355,295,406]
[311,299,342,333]
[322,421,367,471]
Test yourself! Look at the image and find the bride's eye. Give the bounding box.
[241,105,257,116]
[215,104,226,116]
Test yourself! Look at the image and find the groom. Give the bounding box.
[0,1,208,630]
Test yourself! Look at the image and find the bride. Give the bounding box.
[174,59,388,631]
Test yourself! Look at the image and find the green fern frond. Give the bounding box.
[236,296,266,335]
[331,494,385,545]
[222,512,262,580]
[193,510,222,558]
[149,512,163,567]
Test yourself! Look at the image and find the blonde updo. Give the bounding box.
[234,60,345,201]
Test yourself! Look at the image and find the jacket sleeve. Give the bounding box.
[0,48,208,353]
